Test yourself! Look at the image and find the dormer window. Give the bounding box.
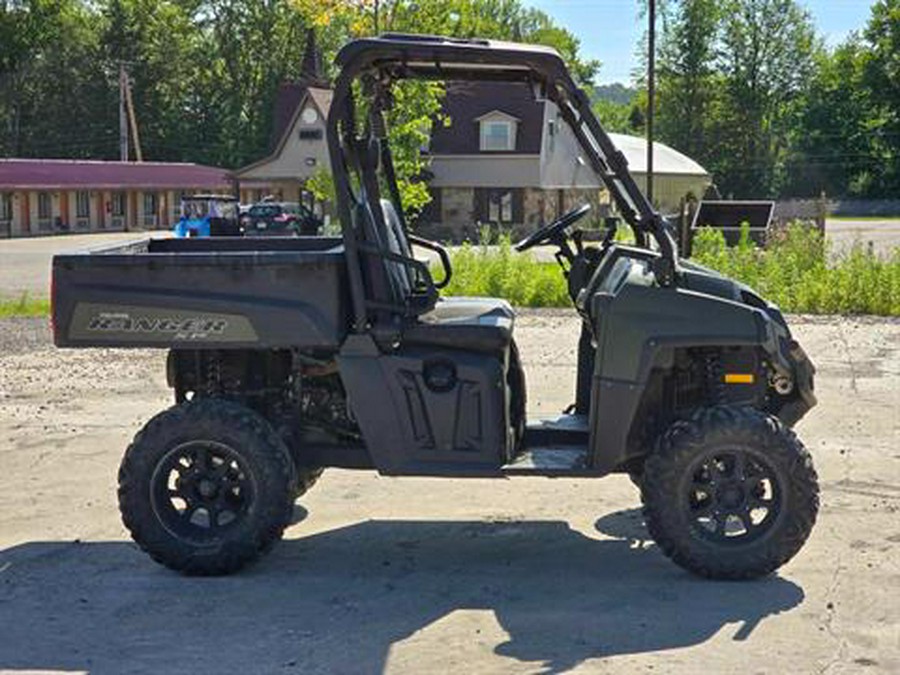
[476,110,519,151]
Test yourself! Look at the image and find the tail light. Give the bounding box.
[49,268,57,342]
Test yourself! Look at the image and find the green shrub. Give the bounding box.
[692,223,900,316]
[445,223,900,315]
[443,235,569,307]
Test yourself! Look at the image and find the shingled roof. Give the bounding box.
[431,81,543,155]
[0,159,232,190]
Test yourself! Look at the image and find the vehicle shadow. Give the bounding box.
[0,511,804,675]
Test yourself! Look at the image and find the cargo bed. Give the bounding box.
[52,237,349,350]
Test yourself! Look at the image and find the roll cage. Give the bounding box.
[327,33,679,332]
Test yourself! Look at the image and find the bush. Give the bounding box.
[443,233,569,307]
[692,223,900,316]
[444,223,900,315]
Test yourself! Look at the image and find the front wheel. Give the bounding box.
[118,399,295,575]
[641,406,819,580]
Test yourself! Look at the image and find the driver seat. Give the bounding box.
[379,200,515,353]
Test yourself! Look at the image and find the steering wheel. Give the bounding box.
[514,203,591,252]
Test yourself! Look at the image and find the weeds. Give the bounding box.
[445,223,900,316]
[692,223,900,316]
[443,230,569,307]
[0,293,51,318]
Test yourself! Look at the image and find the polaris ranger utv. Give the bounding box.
[51,34,818,578]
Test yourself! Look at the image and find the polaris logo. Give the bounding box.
[88,313,227,338]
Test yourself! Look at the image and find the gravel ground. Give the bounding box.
[0,312,899,674]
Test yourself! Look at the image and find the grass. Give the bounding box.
[442,233,570,307]
[0,293,50,318]
[444,223,900,316]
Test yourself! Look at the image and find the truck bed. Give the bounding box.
[52,236,349,350]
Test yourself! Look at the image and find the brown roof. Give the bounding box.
[430,81,544,155]
[0,159,231,190]
[269,82,333,151]
[270,82,307,150]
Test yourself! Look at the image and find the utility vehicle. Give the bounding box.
[51,34,818,578]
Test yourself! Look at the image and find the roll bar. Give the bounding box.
[327,34,679,330]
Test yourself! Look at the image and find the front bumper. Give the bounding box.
[777,339,817,427]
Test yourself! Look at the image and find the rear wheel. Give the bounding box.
[118,399,295,575]
[642,406,818,580]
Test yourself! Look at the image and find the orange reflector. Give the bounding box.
[724,373,755,384]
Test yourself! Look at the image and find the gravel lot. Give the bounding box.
[0,311,898,674]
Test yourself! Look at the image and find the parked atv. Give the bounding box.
[51,34,818,578]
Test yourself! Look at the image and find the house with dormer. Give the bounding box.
[420,80,712,239]
[234,36,711,239]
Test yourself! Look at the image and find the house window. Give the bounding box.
[299,128,323,140]
[480,120,515,151]
[143,192,157,215]
[0,193,11,222]
[37,192,52,220]
[111,192,126,216]
[492,191,513,223]
[75,191,90,219]
[142,192,158,227]
[476,188,522,225]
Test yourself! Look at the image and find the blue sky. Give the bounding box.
[527,0,877,84]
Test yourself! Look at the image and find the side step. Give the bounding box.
[501,445,589,476]
[523,414,590,446]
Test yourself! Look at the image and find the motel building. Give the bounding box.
[0,159,233,238]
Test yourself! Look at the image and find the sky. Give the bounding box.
[526,0,877,84]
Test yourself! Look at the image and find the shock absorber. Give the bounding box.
[204,351,222,397]
[704,350,726,405]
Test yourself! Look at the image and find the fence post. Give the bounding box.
[681,197,697,258]
[817,191,828,233]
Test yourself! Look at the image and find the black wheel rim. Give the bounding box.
[150,441,256,543]
[682,448,783,545]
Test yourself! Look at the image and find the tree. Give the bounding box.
[713,0,819,197]
[785,43,875,196]
[861,0,900,193]
[655,0,721,162]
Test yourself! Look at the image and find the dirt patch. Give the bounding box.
[0,313,898,674]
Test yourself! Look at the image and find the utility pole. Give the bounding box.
[118,63,143,162]
[123,70,143,162]
[646,0,656,205]
[373,0,380,33]
[119,63,129,162]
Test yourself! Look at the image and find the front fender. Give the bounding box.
[588,284,770,474]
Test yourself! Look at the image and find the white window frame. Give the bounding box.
[75,191,91,219]
[480,119,515,152]
[37,192,52,220]
[0,192,12,223]
[142,192,158,227]
[488,190,514,223]
[111,191,127,217]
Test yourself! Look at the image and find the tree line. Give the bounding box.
[0,0,594,170]
[1,0,897,201]
[637,0,899,199]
